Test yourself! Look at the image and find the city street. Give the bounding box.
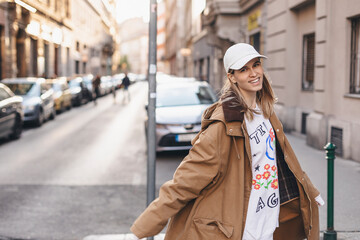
[0,81,359,240]
[0,82,183,240]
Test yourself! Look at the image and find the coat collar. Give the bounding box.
[221,97,245,123]
[201,96,246,137]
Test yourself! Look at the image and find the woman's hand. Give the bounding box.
[315,194,325,206]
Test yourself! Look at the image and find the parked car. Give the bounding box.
[112,73,125,89]
[0,83,23,139]
[100,76,113,95]
[82,74,94,97]
[46,77,72,113]
[2,77,56,126]
[68,77,92,106]
[148,77,217,152]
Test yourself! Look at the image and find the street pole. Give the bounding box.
[147,0,157,240]
[324,142,337,240]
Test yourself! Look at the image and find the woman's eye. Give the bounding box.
[240,68,247,73]
[254,62,261,67]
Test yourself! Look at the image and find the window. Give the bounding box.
[302,33,315,91]
[0,88,11,101]
[249,32,261,52]
[350,17,360,94]
[76,41,80,52]
[75,60,80,74]
[30,38,38,77]
[65,0,70,18]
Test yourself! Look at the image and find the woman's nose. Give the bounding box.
[249,67,256,76]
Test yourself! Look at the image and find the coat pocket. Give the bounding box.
[192,218,234,239]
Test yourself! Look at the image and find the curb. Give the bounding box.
[83,234,165,240]
[83,232,360,240]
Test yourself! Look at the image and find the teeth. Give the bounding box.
[250,78,259,83]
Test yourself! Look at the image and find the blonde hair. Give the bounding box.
[220,71,277,120]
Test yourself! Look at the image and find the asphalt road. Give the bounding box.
[0,82,183,240]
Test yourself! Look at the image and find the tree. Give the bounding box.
[118,55,131,72]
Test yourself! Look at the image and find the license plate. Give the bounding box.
[176,133,197,142]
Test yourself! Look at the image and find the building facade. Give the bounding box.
[181,0,360,162]
[118,18,148,75]
[157,0,167,73]
[266,0,360,162]
[192,0,267,92]
[0,0,117,80]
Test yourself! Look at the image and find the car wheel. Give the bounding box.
[36,109,44,127]
[49,107,56,120]
[60,102,65,113]
[67,102,72,110]
[9,115,23,139]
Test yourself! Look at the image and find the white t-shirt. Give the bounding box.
[242,107,280,240]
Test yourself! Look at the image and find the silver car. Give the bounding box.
[152,78,217,152]
[2,78,56,126]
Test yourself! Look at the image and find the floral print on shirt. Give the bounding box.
[252,164,278,190]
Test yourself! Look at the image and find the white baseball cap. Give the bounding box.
[223,43,267,73]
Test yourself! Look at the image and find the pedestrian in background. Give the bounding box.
[130,43,324,240]
[121,72,131,103]
[111,78,117,104]
[92,75,101,105]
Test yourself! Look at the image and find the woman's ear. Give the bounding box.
[227,73,236,84]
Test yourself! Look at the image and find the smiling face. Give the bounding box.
[227,58,264,104]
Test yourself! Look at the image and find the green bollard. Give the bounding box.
[323,142,337,240]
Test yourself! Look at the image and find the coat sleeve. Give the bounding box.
[130,123,223,239]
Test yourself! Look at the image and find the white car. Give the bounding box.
[150,77,217,152]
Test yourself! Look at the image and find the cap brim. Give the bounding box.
[229,54,267,71]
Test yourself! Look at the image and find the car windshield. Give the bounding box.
[5,83,39,96]
[50,83,62,91]
[69,80,80,87]
[156,85,216,107]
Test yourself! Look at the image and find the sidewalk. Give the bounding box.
[83,133,360,240]
[287,133,360,236]
[83,234,165,240]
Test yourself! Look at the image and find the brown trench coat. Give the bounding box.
[131,102,320,240]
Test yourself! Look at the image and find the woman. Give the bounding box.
[131,43,323,240]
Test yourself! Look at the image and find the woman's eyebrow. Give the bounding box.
[240,66,248,70]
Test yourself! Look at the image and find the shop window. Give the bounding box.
[302,33,315,91]
[350,17,360,94]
